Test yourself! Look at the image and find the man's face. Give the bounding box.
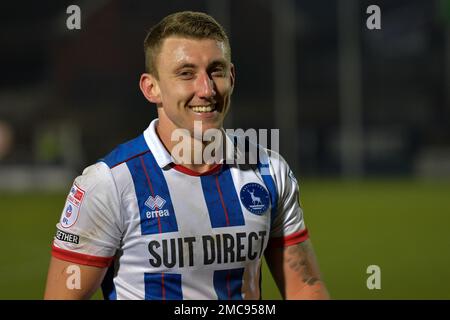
[151,36,235,135]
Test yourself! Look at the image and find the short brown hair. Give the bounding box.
[143,11,231,77]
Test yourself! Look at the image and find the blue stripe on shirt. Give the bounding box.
[101,264,117,300]
[144,273,182,300]
[257,161,278,225]
[213,268,244,300]
[200,165,245,228]
[127,152,178,235]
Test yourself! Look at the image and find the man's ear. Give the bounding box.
[229,63,236,94]
[139,73,162,104]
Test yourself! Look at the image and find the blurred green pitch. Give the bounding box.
[0,179,449,299]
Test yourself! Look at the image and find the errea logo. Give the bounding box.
[145,195,166,210]
[145,195,169,219]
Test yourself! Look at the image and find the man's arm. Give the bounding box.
[264,239,330,299]
[44,257,108,300]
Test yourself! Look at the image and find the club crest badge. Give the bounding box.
[240,183,270,215]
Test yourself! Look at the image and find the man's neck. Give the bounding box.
[155,122,224,174]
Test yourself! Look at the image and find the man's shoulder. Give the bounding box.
[73,134,150,196]
[99,134,150,169]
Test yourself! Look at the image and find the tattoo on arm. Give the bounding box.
[286,241,320,286]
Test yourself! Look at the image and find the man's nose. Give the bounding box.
[196,72,216,98]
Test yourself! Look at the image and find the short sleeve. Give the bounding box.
[266,151,309,247]
[51,162,122,267]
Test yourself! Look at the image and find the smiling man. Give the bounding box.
[44,11,329,300]
[141,33,234,171]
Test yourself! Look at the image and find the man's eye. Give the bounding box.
[211,69,226,77]
[178,71,194,78]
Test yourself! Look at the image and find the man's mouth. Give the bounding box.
[189,104,217,113]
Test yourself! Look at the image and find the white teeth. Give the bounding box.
[191,105,215,113]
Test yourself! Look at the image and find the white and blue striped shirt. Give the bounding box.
[52,119,308,300]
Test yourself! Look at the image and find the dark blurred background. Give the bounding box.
[0,0,449,189]
[1,0,450,300]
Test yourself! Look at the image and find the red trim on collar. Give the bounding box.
[171,163,223,176]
